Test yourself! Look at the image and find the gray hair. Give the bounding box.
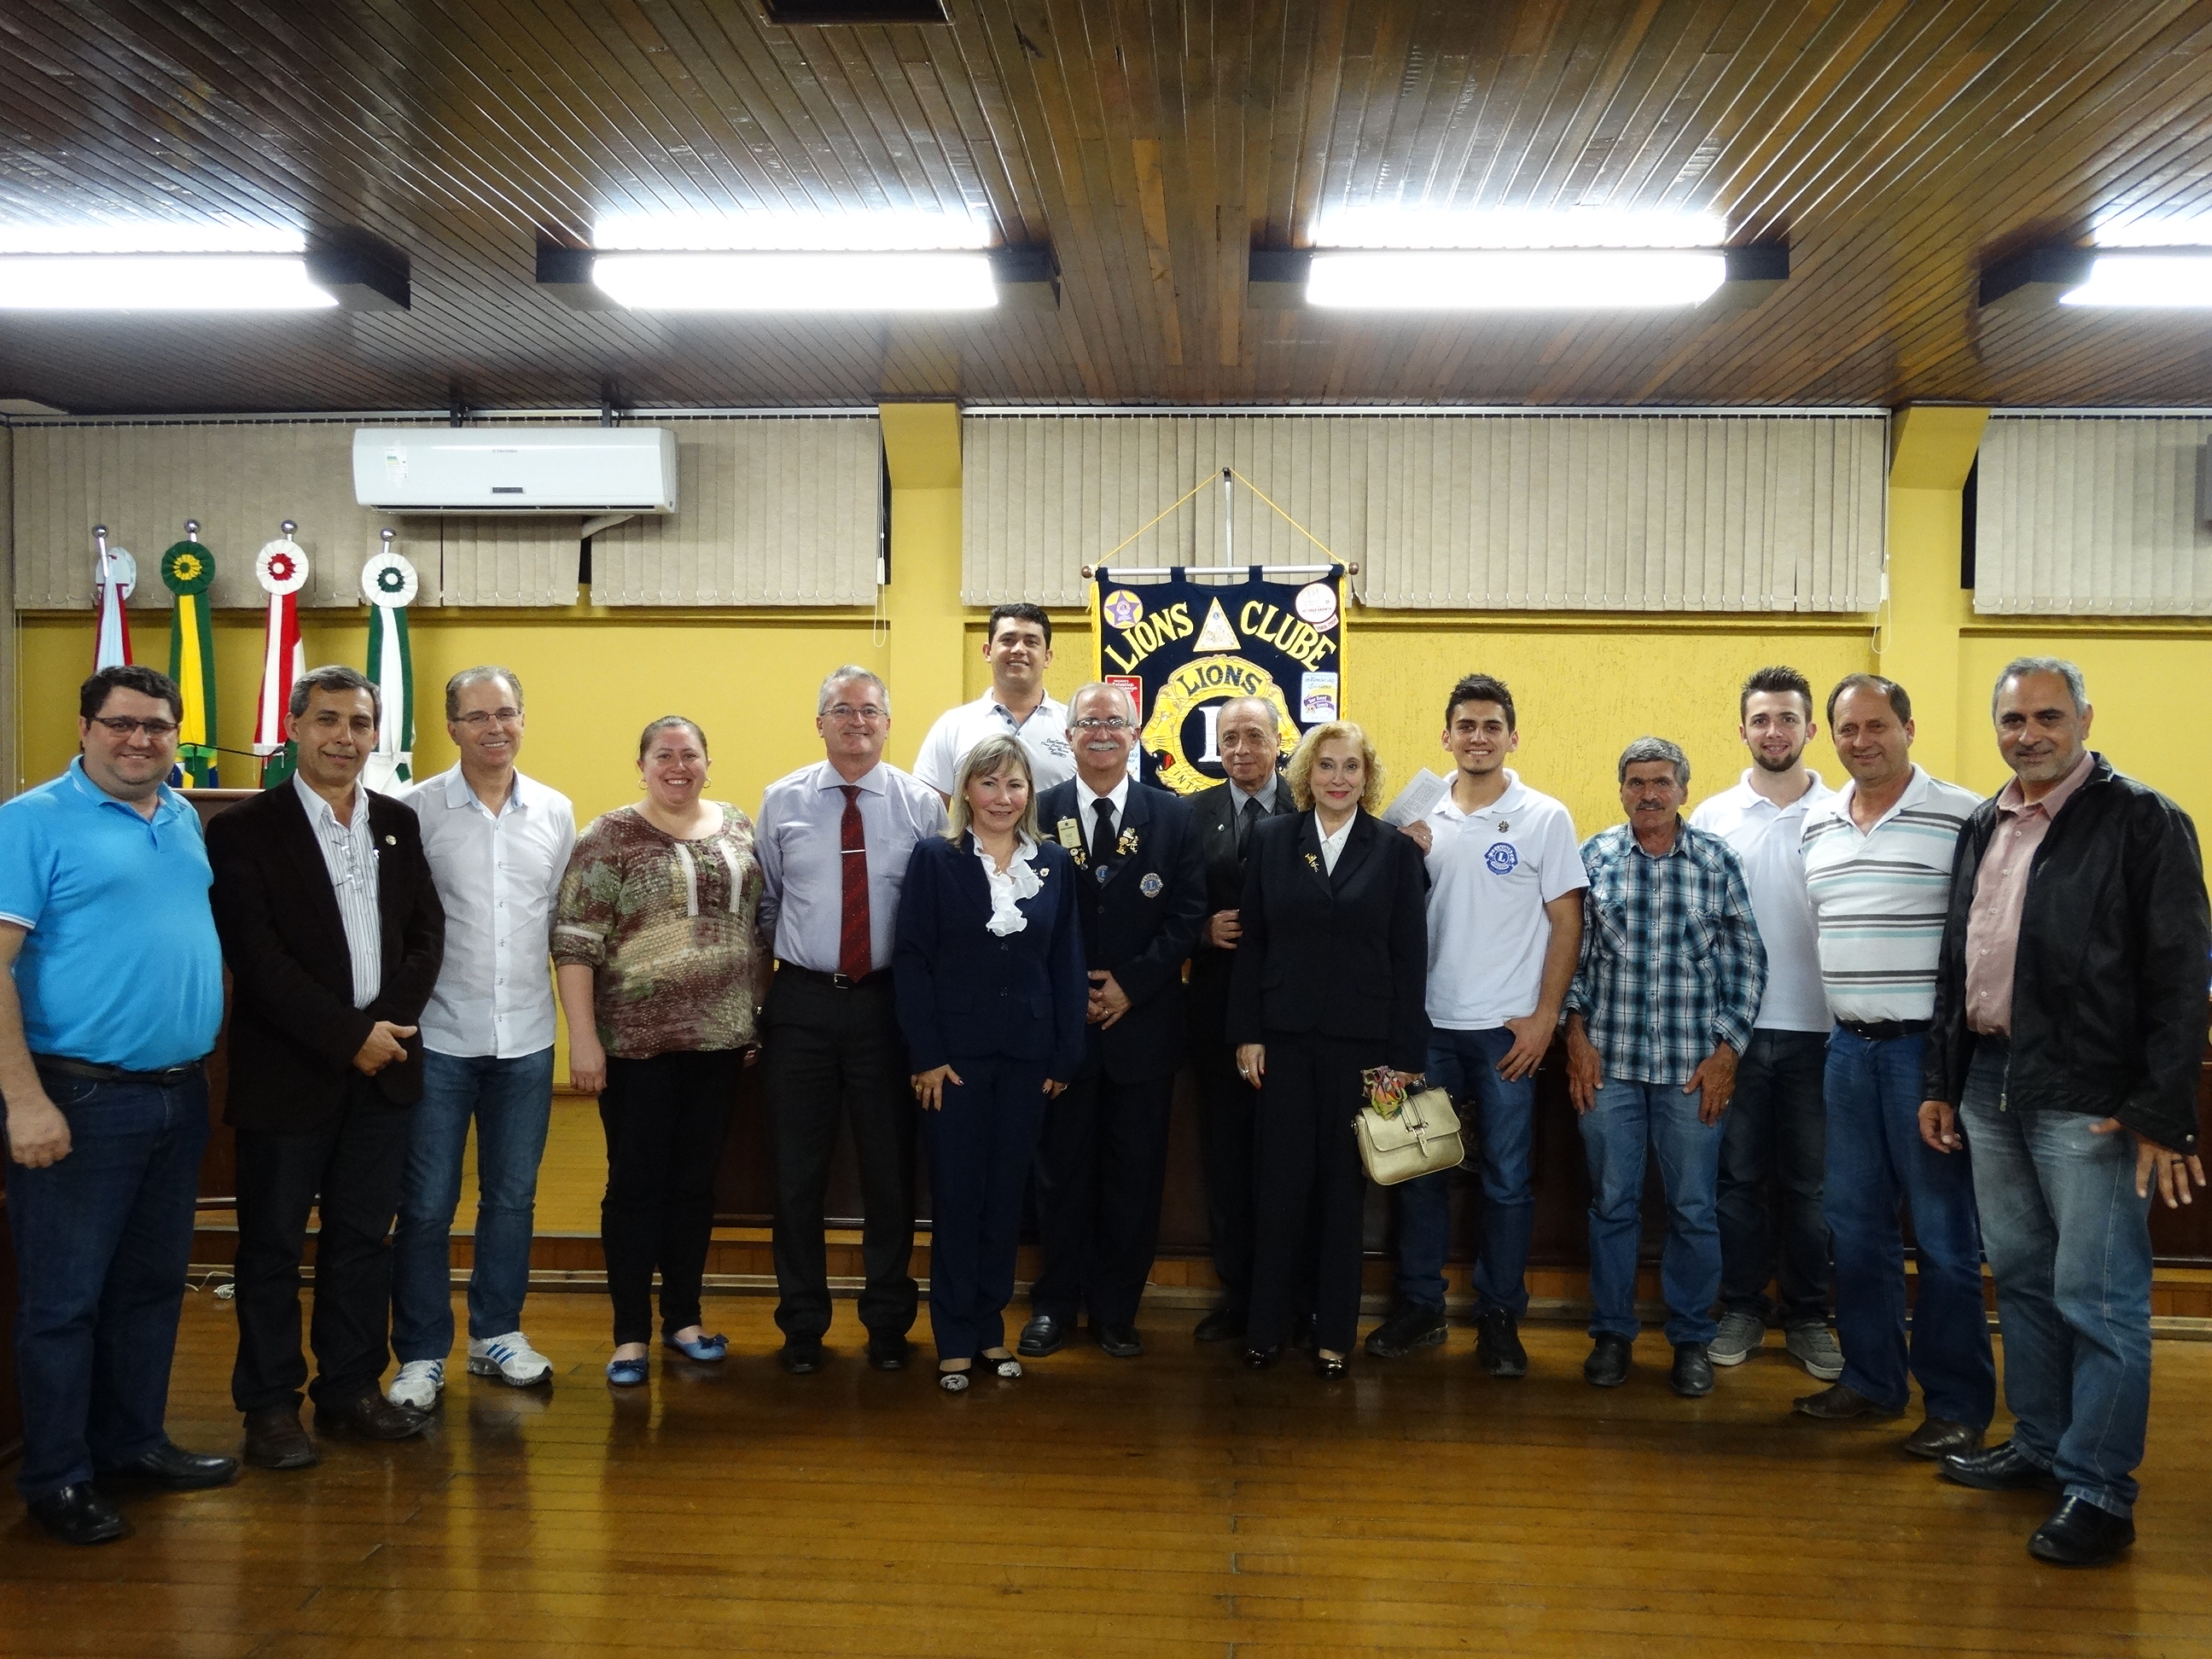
[1066,680,1139,726]
[1617,736,1690,789]
[445,665,523,722]
[1993,656,2089,718]
[817,666,890,717]
[290,663,381,725]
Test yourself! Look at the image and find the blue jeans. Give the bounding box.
[1578,1077,1723,1347]
[391,1047,556,1362]
[1717,1028,1831,1325]
[4,1065,208,1500]
[1391,1026,1534,1318]
[1824,1028,1994,1423]
[1961,1039,2154,1518]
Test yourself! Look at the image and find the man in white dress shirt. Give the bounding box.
[1687,667,1843,1382]
[387,668,576,1408]
[757,667,947,1373]
[911,603,1074,799]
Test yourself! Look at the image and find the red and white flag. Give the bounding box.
[253,535,309,776]
[91,527,136,670]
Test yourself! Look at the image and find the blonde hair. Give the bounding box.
[943,734,1042,842]
[1285,721,1384,814]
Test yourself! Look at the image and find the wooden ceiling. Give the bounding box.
[3,0,2211,415]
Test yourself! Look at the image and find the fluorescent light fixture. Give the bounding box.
[2058,253,2212,307]
[1306,248,1727,310]
[0,221,306,255]
[0,254,339,310]
[592,207,990,253]
[2091,217,2212,248]
[590,249,997,310]
[1311,206,1726,251]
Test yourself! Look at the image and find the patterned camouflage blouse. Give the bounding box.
[553,803,767,1059]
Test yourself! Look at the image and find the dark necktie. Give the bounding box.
[1091,796,1117,871]
[837,785,870,980]
[1237,793,1262,855]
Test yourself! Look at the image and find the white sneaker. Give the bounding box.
[468,1331,554,1387]
[387,1359,445,1411]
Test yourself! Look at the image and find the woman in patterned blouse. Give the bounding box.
[554,715,769,1386]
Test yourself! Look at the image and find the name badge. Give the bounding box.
[1056,817,1083,850]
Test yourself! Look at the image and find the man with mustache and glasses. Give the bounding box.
[1564,737,1766,1400]
[1918,659,2208,1566]
[1795,674,1994,1463]
[0,667,236,1545]
[1688,667,1842,1383]
[912,602,1074,801]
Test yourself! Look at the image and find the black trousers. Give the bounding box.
[1028,1057,1178,1329]
[1249,1033,1373,1356]
[1190,1031,1259,1319]
[231,1076,412,1413]
[599,1050,740,1347]
[762,972,918,1342]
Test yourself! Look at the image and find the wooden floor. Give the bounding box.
[5,1294,2210,1657]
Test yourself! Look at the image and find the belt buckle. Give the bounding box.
[830,972,855,991]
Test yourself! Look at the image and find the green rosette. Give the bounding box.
[159,538,219,786]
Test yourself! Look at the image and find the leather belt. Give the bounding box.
[32,1054,203,1087]
[1836,1019,1931,1042]
[776,963,891,992]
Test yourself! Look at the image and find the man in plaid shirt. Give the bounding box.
[1565,737,1767,1399]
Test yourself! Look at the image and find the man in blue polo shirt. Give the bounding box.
[0,666,235,1545]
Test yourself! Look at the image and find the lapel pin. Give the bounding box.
[1140,871,1163,898]
[384,835,397,846]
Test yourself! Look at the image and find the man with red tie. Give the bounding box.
[756,667,947,1374]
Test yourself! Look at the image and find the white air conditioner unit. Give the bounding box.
[352,427,678,513]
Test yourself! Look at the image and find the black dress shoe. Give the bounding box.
[312,1390,428,1442]
[1940,1440,2064,1493]
[1016,1314,1065,1358]
[1901,1417,1983,1461]
[1242,1345,1281,1371]
[1093,1322,1143,1359]
[97,1440,240,1491]
[241,1404,318,1470]
[1584,1334,1631,1388]
[1313,1352,1348,1380]
[779,1338,824,1375]
[1192,1307,1247,1343]
[1669,1342,1714,1398]
[1792,1381,1905,1421]
[2029,1495,2135,1565]
[1473,1309,1528,1378]
[26,1484,127,1545]
[1363,1301,1447,1359]
[865,1332,911,1371]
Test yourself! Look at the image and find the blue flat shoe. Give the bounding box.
[605,1355,649,1387]
[662,1331,729,1362]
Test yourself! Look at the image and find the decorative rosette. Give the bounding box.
[98,547,139,600]
[361,549,420,608]
[160,540,213,595]
[255,537,310,595]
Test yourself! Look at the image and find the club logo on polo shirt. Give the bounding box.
[1485,841,1519,876]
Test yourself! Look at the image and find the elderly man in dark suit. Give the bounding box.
[207,665,444,1470]
[1182,694,1294,1343]
[1017,682,1207,1359]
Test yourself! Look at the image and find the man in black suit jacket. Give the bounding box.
[1018,683,1207,1359]
[1182,695,1295,1342]
[207,666,444,1470]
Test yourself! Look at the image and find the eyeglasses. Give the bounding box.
[824,704,888,724]
[89,715,179,739]
[454,707,523,728]
[1071,717,1133,731]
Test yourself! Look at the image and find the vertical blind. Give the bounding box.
[1975,414,2212,615]
[963,411,1888,612]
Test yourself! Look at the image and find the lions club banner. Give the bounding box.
[1091,564,1347,795]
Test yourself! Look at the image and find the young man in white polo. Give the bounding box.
[1367,673,1584,1377]
[911,602,1074,800]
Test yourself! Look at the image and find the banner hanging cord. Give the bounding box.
[1097,468,1338,567]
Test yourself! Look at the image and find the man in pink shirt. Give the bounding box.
[1918,658,2209,1567]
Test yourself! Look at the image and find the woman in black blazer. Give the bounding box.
[1228,721,1429,1377]
[894,734,1086,1393]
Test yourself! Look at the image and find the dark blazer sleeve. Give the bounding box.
[2119,793,2212,1149]
[1115,795,1208,1009]
[894,839,952,1075]
[1384,829,1432,1073]
[369,798,445,1030]
[1225,825,1274,1047]
[1042,846,1089,1081]
[207,801,377,1072]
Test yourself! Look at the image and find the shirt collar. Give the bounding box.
[817,760,886,797]
[1079,773,1132,816]
[1995,747,2095,819]
[1231,776,1280,811]
[987,693,1059,728]
[1432,769,1525,822]
[439,762,536,814]
[1727,767,1831,814]
[65,756,183,821]
[293,769,370,830]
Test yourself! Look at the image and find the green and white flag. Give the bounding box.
[360,538,417,794]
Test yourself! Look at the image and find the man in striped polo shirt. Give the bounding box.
[1794,673,1994,1459]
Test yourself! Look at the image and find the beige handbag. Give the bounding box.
[1353,1086,1464,1185]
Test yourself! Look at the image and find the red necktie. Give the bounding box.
[838,784,871,980]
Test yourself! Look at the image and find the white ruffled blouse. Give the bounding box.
[973,832,1044,936]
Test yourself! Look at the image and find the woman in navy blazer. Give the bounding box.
[894,734,1086,1392]
[1229,722,1430,1378]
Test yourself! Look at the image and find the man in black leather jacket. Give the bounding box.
[1918,657,2209,1568]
